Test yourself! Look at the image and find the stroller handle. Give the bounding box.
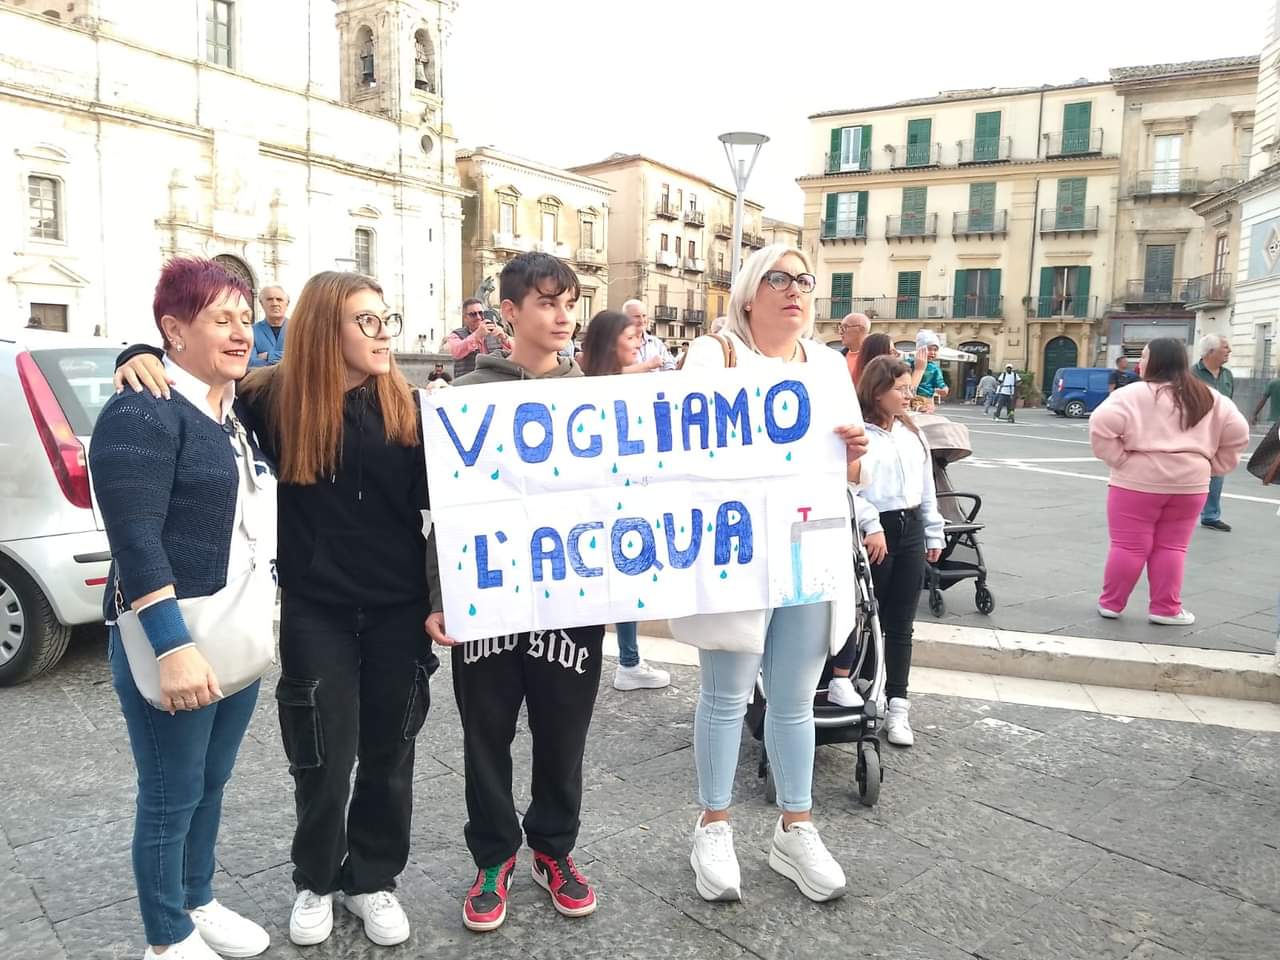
[934,491,983,524]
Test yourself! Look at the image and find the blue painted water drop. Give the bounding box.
[579,588,586,597]
[456,562,462,571]
[515,585,521,593]
[625,478,631,487]
[461,403,468,413]
[785,452,792,462]
[707,522,713,532]
[544,589,550,599]
[782,401,789,411]
[637,599,645,609]
[652,573,658,582]
[755,388,762,397]
[616,502,623,510]
[577,422,585,433]
[600,409,606,420]
[468,603,477,615]
[491,468,500,479]
[731,430,737,439]
[497,443,504,452]
[719,571,728,580]
[657,460,664,469]
[553,466,560,477]
[709,450,715,458]
[453,470,459,479]
[611,463,618,474]
[462,543,469,553]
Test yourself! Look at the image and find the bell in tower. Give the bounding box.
[334,0,450,124]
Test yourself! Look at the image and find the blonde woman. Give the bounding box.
[673,244,867,904]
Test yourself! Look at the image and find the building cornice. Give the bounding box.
[797,153,1120,189]
[568,154,764,211]
[808,79,1112,121]
[458,147,614,197]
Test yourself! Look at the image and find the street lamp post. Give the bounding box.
[719,131,769,279]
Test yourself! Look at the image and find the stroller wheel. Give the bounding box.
[928,590,945,617]
[976,585,995,615]
[855,741,881,807]
[764,765,777,804]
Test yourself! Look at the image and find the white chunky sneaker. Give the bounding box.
[143,929,220,960]
[288,890,333,947]
[689,814,741,902]
[187,900,269,958]
[885,697,915,747]
[768,817,847,902]
[826,677,864,709]
[1098,606,1121,620]
[613,660,672,691]
[1149,609,1195,626]
[344,890,410,946]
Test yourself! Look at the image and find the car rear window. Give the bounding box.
[29,348,121,436]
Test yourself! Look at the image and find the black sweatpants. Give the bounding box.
[276,593,438,896]
[870,508,926,701]
[451,626,604,868]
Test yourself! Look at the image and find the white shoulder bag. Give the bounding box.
[114,414,279,710]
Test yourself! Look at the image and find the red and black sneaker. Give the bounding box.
[531,851,597,918]
[463,856,517,932]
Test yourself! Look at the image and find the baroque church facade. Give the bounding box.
[0,0,465,348]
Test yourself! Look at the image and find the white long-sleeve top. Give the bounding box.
[854,420,945,550]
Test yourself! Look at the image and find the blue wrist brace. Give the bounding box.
[137,598,193,657]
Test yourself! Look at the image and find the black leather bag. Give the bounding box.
[1246,420,1280,485]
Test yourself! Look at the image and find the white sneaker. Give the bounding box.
[613,660,671,691]
[1149,609,1195,626]
[885,697,914,747]
[143,929,220,960]
[187,900,269,958]
[689,814,741,902]
[344,890,410,947]
[767,817,846,902]
[288,890,333,947]
[1098,606,1121,620]
[826,676,864,709]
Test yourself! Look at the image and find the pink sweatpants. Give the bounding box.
[1100,486,1207,617]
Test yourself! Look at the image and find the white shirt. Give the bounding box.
[996,370,1020,395]
[636,331,676,371]
[855,420,945,549]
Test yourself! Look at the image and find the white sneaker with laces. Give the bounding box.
[689,814,741,902]
[187,900,269,958]
[1149,609,1195,626]
[289,890,333,947]
[826,677,864,709]
[885,697,914,747]
[613,660,671,691]
[344,890,410,946]
[767,817,846,902]
[143,929,221,960]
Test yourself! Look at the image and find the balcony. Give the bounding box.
[708,268,733,287]
[653,304,678,321]
[713,221,734,238]
[1044,128,1104,158]
[654,199,679,219]
[885,212,938,241]
[1039,206,1100,235]
[492,231,532,253]
[533,239,572,259]
[1123,278,1190,306]
[654,249,679,268]
[1131,167,1201,199]
[1204,163,1249,193]
[1027,295,1100,320]
[683,208,705,227]
[743,231,766,248]
[889,142,942,169]
[820,217,867,242]
[813,295,1001,322]
[952,210,1008,238]
[1181,273,1232,309]
[684,308,706,325]
[824,153,872,175]
[957,137,1012,164]
[575,247,606,268]
[683,257,706,273]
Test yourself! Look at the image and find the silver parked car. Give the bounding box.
[1,329,122,684]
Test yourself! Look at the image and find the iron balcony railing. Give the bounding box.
[713,221,734,238]
[654,199,679,219]
[684,208,705,226]
[683,257,706,273]
[654,249,679,268]
[684,308,706,324]
[889,142,942,168]
[574,248,606,266]
[952,210,1008,237]
[957,137,1012,164]
[1180,273,1232,307]
[1044,127,1104,157]
[1124,278,1191,305]
[820,217,868,241]
[653,304,678,321]
[886,212,938,240]
[1204,163,1249,193]
[743,231,766,248]
[1027,295,1100,320]
[1039,206,1100,234]
[1131,167,1201,198]
[708,268,733,286]
[825,152,872,175]
[814,295,1002,322]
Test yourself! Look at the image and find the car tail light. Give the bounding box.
[1056,378,1064,393]
[16,353,92,510]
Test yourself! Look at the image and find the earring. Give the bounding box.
[174,342,185,352]
[745,304,752,312]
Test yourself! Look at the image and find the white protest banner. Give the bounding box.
[422,364,857,643]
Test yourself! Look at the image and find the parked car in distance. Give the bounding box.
[1,329,123,684]
[1046,367,1114,418]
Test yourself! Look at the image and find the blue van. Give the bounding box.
[1046,367,1114,418]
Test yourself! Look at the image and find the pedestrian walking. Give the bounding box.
[1108,354,1136,393]
[578,309,671,692]
[92,257,276,960]
[1194,334,1235,532]
[1252,374,1280,426]
[977,371,998,410]
[964,370,978,402]
[425,252,605,933]
[671,243,869,906]
[992,364,1019,421]
[1090,337,1249,626]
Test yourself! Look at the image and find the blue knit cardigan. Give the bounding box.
[89,388,266,620]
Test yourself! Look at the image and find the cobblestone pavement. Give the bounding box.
[2,636,1278,959]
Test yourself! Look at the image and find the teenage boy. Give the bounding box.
[425,251,603,933]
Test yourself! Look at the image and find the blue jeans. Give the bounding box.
[1201,475,1225,524]
[109,628,259,946]
[615,622,639,668]
[694,602,831,813]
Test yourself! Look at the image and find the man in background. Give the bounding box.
[1194,334,1234,532]
[250,285,289,367]
[623,299,675,371]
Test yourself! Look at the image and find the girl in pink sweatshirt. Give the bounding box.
[1089,338,1249,625]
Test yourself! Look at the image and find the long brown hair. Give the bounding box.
[1142,337,1213,430]
[856,332,894,373]
[856,355,920,435]
[244,272,418,484]
[579,310,633,377]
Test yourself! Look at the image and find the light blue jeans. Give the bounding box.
[1200,474,1225,524]
[615,622,640,668]
[694,602,831,813]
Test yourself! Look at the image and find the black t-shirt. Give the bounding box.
[1108,368,1135,390]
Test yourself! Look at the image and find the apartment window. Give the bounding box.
[905,118,932,167]
[972,111,1001,161]
[1213,233,1230,284]
[952,268,1002,318]
[688,192,697,213]
[580,218,595,250]
[1038,265,1092,318]
[1239,128,1254,166]
[28,303,68,332]
[580,294,593,323]
[1055,177,1087,230]
[499,201,515,236]
[686,289,695,312]
[660,234,669,252]
[716,252,725,272]
[1152,135,1183,193]
[829,124,871,172]
[1143,244,1176,298]
[676,189,683,211]
[824,191,867,238]
[1061,101,1092,154]
[541,210,557,246]
[354,227,374,275]
[831,273,853,315]
[661,183,670,204]
[967,182,996,231]
[900,186,927,235]
[687,240,696,259]
[206,1,234,68]
[714,295,725,317]
[27,175,62,240]
[657,284,668,306]
[895,271,921,320]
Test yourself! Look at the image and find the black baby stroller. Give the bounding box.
[916,415,994,617]
[746,493,887,808]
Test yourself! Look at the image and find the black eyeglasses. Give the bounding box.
[352,312,403,338]
[762,270,817,294]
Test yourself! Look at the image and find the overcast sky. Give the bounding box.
[447,0,1264,223]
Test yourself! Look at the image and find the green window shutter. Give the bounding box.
[831,272,853,316]
[829,127,842,173]
[901,186,926,236]
[859,125,872,169]
[907,119,932,166]
[1073,266,1091,317]
[856,191,868,235]
[1062,102,1092,153]
[974,111,1001,161]
[1039,266,1056,317]
[987,268,1001,316]
[968,182,995,230]
[1144,245,1175,297]
[1056,178,1086,229]
[824,193,838,236]
[896,271,921,319]
[953,269,969,318]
